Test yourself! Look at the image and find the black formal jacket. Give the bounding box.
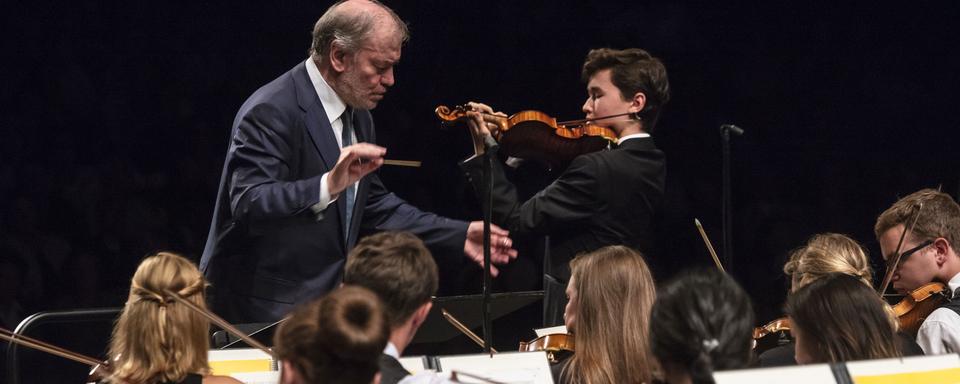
[200,62,467,322]
[378,354,412,384]
[460,137,665,281]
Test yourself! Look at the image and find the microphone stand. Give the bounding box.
[481,140,494,356]
[720,124,744,273]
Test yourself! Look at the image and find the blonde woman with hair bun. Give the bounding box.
[759,234,924,367]
[783,233,873,291]
[104,252,241,384]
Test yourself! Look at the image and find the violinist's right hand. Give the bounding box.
[464,101,506,156]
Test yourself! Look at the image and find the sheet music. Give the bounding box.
[435,351,553,384]
[229,371,280,384]
[399,355,431,374]
[533,325,567,338]
[845,354,960,383]
[713,364,837,384]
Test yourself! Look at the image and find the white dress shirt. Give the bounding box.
[916,272,960,354]
[304,58,358,213]
[384,342,456,384]
[617,132,650,145]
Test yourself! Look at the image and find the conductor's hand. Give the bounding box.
[327,143,386,197]
[464,221,518,277]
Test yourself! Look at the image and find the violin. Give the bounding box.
[891,282,951,337]
[518,333,575,363]
[752,317,791,340]
[436,105,618,168]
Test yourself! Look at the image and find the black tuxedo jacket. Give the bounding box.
[461,137,665,282]
[200,62,467,322]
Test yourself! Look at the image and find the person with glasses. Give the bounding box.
[875,188,960,354]
[759,233,923,366]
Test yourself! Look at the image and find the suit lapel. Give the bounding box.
[294,62,340,171]
[294,62,348,243]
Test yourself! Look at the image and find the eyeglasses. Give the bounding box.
[885,239,934,271]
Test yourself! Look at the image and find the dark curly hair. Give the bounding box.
[582,48,671,132]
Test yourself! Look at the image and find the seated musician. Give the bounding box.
[341,231,451,384]
[875,188,960,354]
[759,233,922,366]
[553,245,658,384]
[460,47,669,326]
[104,252,241,384]
[786,273,902,363]
[274,286,389,384]
[650,269,754,384]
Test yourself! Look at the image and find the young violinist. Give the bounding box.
[104,252,241,384]
[650,269,754,384]
[273,285,389,384]
[461,48,669,326]
[875,188,960,354]
[554,245,658,384]
[786,273,902,363]
[759,233,922,366]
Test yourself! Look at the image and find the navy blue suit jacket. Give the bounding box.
[200,62,467,322]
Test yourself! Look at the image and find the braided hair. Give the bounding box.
[651,269,754,384]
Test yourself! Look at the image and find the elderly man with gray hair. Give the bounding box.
[201,0,517,323]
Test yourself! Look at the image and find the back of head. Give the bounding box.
[567,245,657,384]
[874,188,960,251]
[651,269,754,384]
[581,48,670,131]
[274,286,389,384]
[786,273,900,363]
[783,233,872,291]
[343,231,437,327]
[310,0,409,60]
[108,252,210,384]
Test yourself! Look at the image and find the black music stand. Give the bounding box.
[409,290,542,353]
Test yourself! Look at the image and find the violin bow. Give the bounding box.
[441,308,498,353]
[164,289,277,359]
[0,327,133,384]
[877,201,926,295]
[694,218,726,273]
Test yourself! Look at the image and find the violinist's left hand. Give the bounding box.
[465,101,505,156]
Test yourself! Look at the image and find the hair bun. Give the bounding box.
[317,286,389,361]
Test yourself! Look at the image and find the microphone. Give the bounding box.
[720,124,744,136]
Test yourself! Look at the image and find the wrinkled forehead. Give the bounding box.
[358,27,402,61]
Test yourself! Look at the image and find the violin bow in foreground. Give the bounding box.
[441,308,498,353]
[164,289,277,359]
[0,327,132,384]
[694,218,726,273]
[878,201,925,295]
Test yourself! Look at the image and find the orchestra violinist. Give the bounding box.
[459,47,670,327]
[875,188,960,354]
[102,252,241,384]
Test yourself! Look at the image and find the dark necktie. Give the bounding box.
[341,108,355,240]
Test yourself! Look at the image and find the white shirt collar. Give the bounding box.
[383,341,400,358]
[618,132,651,145]
[948,272,960,298]
[305,58,347,124]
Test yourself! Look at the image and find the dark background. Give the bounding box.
[2,0,959,355]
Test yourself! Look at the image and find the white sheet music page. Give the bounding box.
[436,351,553,384]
